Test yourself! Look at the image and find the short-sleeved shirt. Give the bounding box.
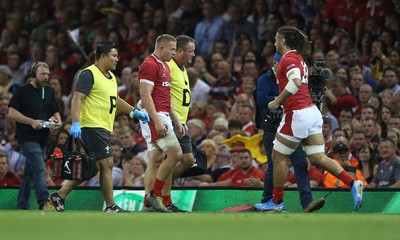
[230,166,264,186]
[75,65,118,132]
[216,168,235,182]
[372,156,400,188]
[276,50,313,111]
[167,59,191,124]
[138,54,171,113]
[0,170,21,186]
[8,83,59,145]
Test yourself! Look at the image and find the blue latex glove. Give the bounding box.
[130,108,150,124]
[70,122,82,138]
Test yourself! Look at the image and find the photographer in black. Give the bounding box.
[253,54,325,212]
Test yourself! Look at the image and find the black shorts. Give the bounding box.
[178,132,193,154]
[81,128,112,160]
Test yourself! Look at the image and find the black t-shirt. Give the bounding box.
[75,70,94,95]
[9,83,59,145]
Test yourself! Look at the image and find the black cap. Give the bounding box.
[333,143,349,154]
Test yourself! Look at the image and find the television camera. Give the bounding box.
[308,59,332,111]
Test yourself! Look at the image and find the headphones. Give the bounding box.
[30,61,40,78]
[30,61,50,78]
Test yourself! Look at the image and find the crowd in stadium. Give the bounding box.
[0,0,400,189]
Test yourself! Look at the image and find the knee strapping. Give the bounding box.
[303,145,324,155]
[273,139,295,155]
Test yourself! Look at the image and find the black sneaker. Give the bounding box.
[48,192,65,212]
[304,198,325,213]
[166,204,187,212]
[104,204,130,213]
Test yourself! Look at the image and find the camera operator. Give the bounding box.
[324,76,358,119]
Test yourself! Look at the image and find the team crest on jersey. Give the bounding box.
[162,73,166,78]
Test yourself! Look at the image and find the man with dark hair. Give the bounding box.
[8,61,61,210]
[48,41,149,213]
[360,104,377,121]
[351,129,367,159]
[212,39,230,58]
[348,60,377,91]
[200,147,264,187]
[338,107,354,125]
[228,119,243,137]
[324,142,367,188]
[377,65,400,94]
[362,117,380,150]
[254,53,325,212]
[353,84,373,120]
[264,26,364,212]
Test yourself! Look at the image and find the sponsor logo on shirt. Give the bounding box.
[287,64,295,70]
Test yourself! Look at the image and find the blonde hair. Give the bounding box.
[199,139,218,152]
[155,34,176,49]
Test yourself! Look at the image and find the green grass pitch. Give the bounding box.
[2,211,399,240]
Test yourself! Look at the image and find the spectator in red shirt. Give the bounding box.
[325,76,358,119]
[200,148,264,187]
[0,150,21,186]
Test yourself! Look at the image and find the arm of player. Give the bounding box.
[268,69,302,110]
[8,107,42,130]
[140,81,160,123]
[116,97,149,123]
[140,80,167,137]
